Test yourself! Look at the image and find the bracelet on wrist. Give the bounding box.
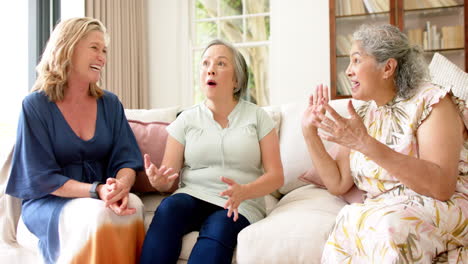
[89,181,101,199]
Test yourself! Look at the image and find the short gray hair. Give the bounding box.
[202,39,248,100]
[353,24,429,99]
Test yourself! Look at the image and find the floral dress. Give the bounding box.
[322,84,468,264]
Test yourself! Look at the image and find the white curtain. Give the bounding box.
[85,0,149,109]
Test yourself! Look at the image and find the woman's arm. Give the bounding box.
[146,135,184,192]
[320,96,463,201]
[359,96,463,200]
[52,175,137,216]
[303,130,354,196]
[220,129,283,221]
[51,168,135,201]
[235,129,284,198]
[51,180,95,198]
[301,85,354,195]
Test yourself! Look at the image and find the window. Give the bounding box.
[0,0,64,160]
[0,1,28,159]
[191,0,271,106]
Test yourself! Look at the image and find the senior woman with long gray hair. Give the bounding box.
[140,39,284,264]
[302,24,467,263]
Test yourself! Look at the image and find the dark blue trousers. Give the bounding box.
[140,193,250,264]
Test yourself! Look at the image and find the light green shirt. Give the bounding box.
[166,99,275,224]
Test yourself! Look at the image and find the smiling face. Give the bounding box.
[200,44,237,101]
[345,41,386,102]
[69,30,107,85]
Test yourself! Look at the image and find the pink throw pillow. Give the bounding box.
[298,144,365,204]
[128,120,169,193]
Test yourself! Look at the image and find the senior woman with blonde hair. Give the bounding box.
[302,24,467,263]
[7,17,145,263]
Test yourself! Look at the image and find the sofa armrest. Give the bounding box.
[0,142,22,246]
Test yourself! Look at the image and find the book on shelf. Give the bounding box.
[350,0,366,15]
[337,0,366,15]
[405,0,458,9]
[374,0,389,12]
[439,0,459,7]
[336,34,353,55]
[336,0,342,15]
[362,0,388,13]
[423,21,441,50]
[342,0,351,15]
[363,0,376,13]
[411,23,463,50]
[441,25,464,49]
[337,71,352,96]
[408,28,424,48]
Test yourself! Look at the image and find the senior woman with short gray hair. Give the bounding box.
[302,24,467,263]
[140,39,284,264]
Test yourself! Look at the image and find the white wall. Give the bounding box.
[147,0,330,108]
[269,0,330,105]
[147,0,191,108]
[0,1,29,159]
[61,0,85,20]
[0,1,29,120]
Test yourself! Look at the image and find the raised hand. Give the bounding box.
[144,154,179,192]
[302,84,330,136]
[219,176,247,222]
[316,100,370,152]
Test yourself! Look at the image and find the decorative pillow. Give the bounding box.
[298,144,340,188]
[429,52,468,101]
[298,143,365,204]
[128,120,170,193]
[277,99,363,195]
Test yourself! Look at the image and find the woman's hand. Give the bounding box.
[317,100,371,152]
[97,178,136,216]
[107,193,136,216]
[219,176,247,222]
[302,84,330,137]
[144,154,179,191]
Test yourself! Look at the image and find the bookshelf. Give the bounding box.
[400,0,466,76]
[329,0,466,99]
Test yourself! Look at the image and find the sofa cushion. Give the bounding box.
[278,99,362,195]
[277,102,313,194]
[429,52,468,101]
[128,120,169,193]
[125,106,180,123]
[236,185,347,263]
[297,143,365,204]
[298,143,339,187]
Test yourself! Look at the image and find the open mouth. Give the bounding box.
[207,80,217,86]
[90,65,102,72]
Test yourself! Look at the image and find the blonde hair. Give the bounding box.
[32,17,109,102]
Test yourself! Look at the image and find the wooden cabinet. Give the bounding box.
[329,0,467,99]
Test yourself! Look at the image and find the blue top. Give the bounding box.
[6,90,143,263]
[167,99,275,224]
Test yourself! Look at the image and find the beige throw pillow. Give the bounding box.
[429,52,468,101]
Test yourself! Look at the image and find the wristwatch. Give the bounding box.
[89,181,101,199]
